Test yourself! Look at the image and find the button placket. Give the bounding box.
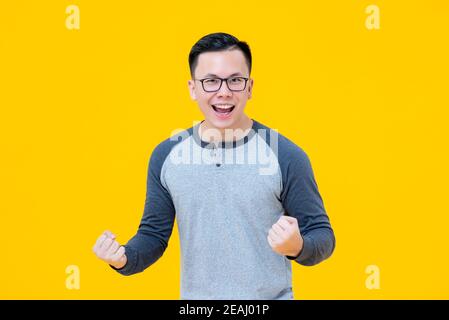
[210,143,222,167]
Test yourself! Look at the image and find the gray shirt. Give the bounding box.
[111,119,335,299]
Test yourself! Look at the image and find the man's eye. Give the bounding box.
[204,79,219,84]
[230,77,243,83]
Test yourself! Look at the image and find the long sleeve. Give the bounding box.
[111,140,176,275]
[278,139,336,266]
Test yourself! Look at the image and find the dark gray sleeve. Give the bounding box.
[111,139,176,275]
[278,138,336,266]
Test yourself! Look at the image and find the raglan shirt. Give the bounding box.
[111,119,335,300]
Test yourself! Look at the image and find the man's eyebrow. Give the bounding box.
[203,72,243,78]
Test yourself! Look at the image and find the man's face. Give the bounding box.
[188,49,253,130]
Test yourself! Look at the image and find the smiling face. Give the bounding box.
[188,49,253,132]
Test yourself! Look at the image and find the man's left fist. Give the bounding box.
[267,215,304,258]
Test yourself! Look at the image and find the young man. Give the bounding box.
[93,33,336,300]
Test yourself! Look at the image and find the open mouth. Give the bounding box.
[211,104,235,118]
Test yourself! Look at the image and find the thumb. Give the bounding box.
[282,215,298,225]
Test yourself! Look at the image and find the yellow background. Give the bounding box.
[1,0,448,299]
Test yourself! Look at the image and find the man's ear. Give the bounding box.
[247,78,254,100]
[188,79,197,101]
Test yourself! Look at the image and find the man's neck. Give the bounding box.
[199,116,253,143]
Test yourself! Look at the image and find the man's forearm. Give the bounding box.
[110,232,168,276]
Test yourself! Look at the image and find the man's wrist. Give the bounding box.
[288,240,304,258]
[110,256,127,270]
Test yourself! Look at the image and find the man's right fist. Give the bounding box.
[93,230,127,269]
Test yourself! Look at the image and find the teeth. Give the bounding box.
[213,104,234,109]
[212,104,235,114]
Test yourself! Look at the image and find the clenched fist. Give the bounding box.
[93,230,127,269]
[267,215,304,258]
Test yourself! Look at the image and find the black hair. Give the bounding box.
[189,32,252,77]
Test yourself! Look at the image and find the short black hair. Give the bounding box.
[189,32,252,77]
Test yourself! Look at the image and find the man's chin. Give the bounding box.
[207,117,237,130]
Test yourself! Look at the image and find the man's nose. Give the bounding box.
[216,80,233,97]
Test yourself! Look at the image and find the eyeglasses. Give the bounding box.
[194,76,249,92]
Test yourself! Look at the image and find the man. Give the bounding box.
[93,32,336,299]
